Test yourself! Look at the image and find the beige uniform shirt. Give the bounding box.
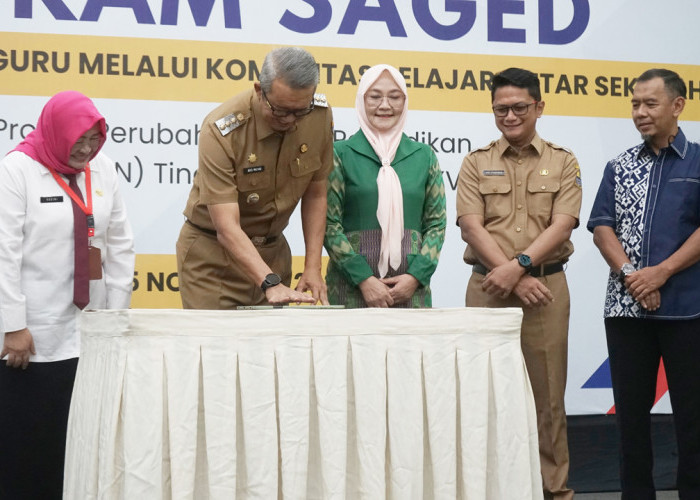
[456,134,582,265]
[183,88,333,239]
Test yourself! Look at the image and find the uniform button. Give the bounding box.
[493,187,498,192]
[516,226,522,232]
[517,159,523,165]
[541,185,546,190]
[517,204,523,210]
[517,181,522,186]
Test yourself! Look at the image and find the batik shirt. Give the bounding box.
[587,129,700,319]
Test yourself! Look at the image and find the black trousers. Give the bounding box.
[0,358,78,500]
[605,317,700,500]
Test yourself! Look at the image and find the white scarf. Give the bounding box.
[355,64,408,278]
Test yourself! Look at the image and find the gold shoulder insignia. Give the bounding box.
[215,112,247,136]
[544,140,572,154]
[313,93,329,108]
[574,163,582,188]
[473,140,498,153]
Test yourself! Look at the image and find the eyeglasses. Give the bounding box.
[262,90,315,118]
[492,101,539,117]
[365,93,405,108]
[73,135,102,149]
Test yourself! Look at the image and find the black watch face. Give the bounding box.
[518,254,532,268]
[263,273,281,290]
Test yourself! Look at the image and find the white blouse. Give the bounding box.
[0,151,135,362]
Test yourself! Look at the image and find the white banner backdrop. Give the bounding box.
[2,0,700,414]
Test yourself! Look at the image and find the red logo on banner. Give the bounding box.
[582,358,669,414]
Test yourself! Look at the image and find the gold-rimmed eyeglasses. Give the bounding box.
[365,92,405,108]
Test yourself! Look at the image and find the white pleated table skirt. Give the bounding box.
[64,307,542,500]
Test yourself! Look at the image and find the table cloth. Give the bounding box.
[64,307,541,499]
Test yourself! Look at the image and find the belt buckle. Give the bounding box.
[251,236,266,246]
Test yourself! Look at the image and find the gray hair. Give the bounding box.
[259,47,319,93]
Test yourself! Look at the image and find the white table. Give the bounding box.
[64,307,542,499]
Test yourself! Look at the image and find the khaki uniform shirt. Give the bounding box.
[183,88,333,239]
[456,134,582,265]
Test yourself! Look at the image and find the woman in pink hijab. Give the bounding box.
[324,65,447,307]
[0,91,134,498]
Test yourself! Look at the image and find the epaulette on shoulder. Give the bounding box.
[215,111,248,136]
[471,140,498,154]
[544,140,572,154]
[313,93,329,108]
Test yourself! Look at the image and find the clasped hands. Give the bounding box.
[623,265,670,312]
[482,259,554,307]
[359,274,419,308]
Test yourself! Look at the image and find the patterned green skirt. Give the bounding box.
[325,228,432,308]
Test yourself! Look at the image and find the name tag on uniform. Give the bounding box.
[482,170,505,176]
[40,196,64,203]
[244,166,265,174]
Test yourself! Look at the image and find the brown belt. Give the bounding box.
[472,261,564,278]
[185,219,278,247]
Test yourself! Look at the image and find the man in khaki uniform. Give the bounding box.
[177,47,332,308]
[456,67,582,499]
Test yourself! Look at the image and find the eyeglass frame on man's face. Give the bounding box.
[262,89,315,118]
[492,101,539,117]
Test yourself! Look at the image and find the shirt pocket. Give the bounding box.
[668,177,700,185]
[527,180,560,215]
[290,156,322,178]
[235,164,271,192]
[666,177,700,221]
[289,156,322,200]
[478,181,512,220]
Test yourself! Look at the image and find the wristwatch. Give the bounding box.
[261,273,282,292]
[516,253,533,271]
[619,263,635,282]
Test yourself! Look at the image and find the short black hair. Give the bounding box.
[637,68,687,99]
[491,67,541,101]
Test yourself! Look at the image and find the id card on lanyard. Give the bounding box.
[48,166,103,280]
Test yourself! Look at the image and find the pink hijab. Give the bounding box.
[356,65,408,278]
[13,91,106,175]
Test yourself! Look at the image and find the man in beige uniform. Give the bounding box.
[177,47,332,308]
[456,67,582,499]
